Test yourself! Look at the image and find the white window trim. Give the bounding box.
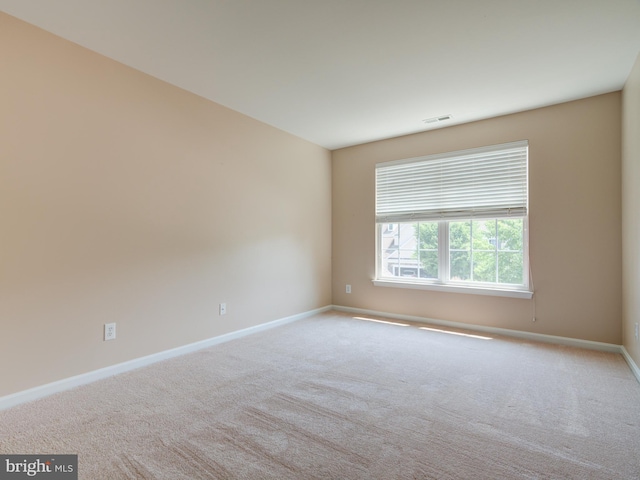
[372,278,533,299]
[374,140,532,298]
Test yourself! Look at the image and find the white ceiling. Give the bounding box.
[1,0,639,150]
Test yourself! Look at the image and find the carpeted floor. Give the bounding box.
[1,312,639,479]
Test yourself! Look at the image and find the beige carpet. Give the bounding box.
[1,312,639,479]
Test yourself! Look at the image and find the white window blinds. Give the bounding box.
[375,140,528,223]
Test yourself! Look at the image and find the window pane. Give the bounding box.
[390,223,417,278]
[472,219,497,251]
[450,221,470,250]
[498,252,524,284]
[380,223,398,277]
[398,223,417,249]
[497,219,523,251]
[450,221,471,281]
[419,250,438,279]
[450,251,471,281]
[380,224,398,251]
[416,222,438,279]
[417,222,438,250]
[381,247,399,277]
[473,251,496,283]
[398,248,418,277]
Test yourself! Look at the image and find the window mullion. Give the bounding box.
[416,222,421,278]
[494,219,499,283]
[439,220,448,282]
[469,221,474,282]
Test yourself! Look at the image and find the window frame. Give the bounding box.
[373,141,532,299]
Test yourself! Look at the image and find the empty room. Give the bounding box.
[1,1,640,478]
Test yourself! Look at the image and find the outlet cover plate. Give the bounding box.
[104,323,116,341]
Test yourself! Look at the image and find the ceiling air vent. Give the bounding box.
[423,114,452,124]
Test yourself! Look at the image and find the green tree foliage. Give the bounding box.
[416,222,438,278]
[496,219,524,284]
[450,220,471,281]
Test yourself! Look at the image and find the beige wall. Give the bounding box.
[0,13,332,397]
[333,93,622,344]
[622,52,640,366]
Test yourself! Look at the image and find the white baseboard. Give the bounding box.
[621,346,640,384]
[332,305,622,353]
[0,305,332,412]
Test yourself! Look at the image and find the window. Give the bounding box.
[375,141,531,298]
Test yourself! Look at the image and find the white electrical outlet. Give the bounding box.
[346,284,351,294]
[219,303,227,315]
[635,322,639,341]
[104,323,116,341]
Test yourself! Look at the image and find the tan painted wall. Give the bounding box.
[333,93,622,344]
[0,13,332,397]
[622,52,640,366]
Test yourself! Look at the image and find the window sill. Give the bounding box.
[372,279,533,299]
